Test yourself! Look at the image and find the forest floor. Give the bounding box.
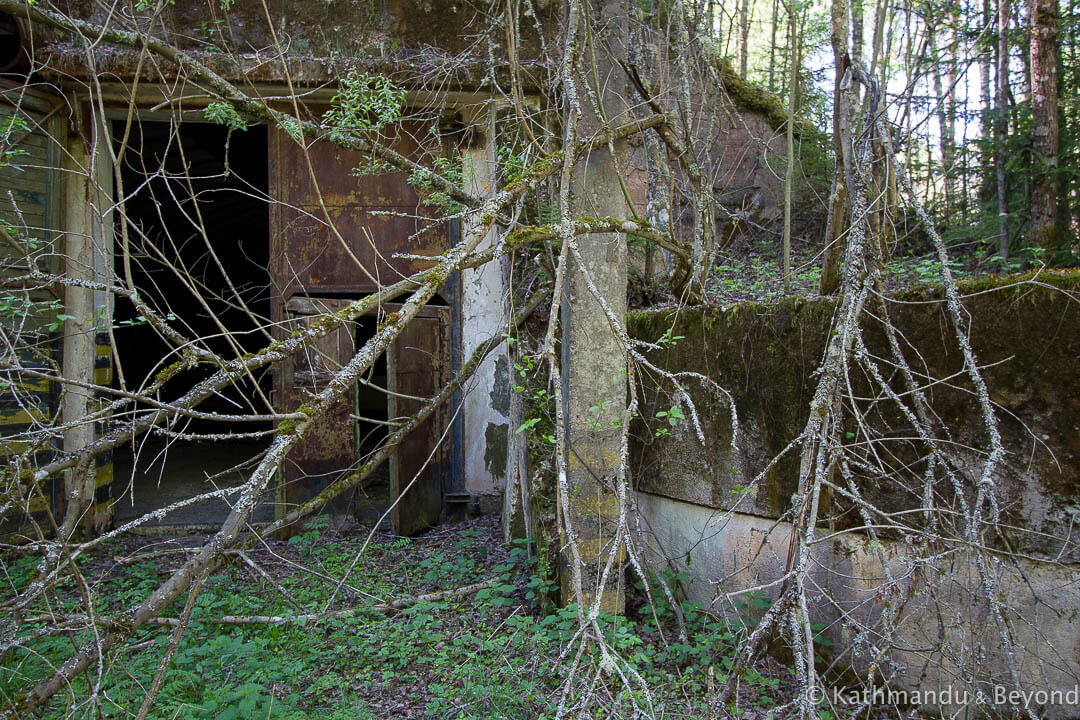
[0,513,836,719]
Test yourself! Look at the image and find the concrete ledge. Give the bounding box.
[638,491,1080,718]
[630,272,1080,562]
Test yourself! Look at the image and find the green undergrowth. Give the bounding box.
[0,517,818,720]
[710,251,823,303]
[665,232,1080,310]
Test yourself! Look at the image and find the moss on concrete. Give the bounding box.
[713,58,811,133]
[629,271,1080,561]
[484,422,509,480]
[895,267,1080,300]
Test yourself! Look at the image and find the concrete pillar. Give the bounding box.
[61,108,112,534]
[459,103,512,512]
[560,0,630,613]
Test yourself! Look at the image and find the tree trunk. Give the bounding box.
[783,2,798,292]
[1029,0,1060,252]
[947,17,961,220]
[981,0,992,152]
[851,0,864,107]
[768,0,779,90]
[820,0,850,295]
[1069,0,1079,238]
[878,0,895,88]
[930,32,955,217]
[852,0,864,65]
[996,0,1010,257]
[869,0,886,80]
[739,0,750,77]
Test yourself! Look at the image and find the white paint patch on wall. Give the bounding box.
[459,105,510,498]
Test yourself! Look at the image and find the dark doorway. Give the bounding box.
[109,119,274,527]
[352,314,392,524]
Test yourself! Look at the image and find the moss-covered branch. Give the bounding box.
[506,217,691,261]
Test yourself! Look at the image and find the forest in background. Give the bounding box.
[691,0,1078,295]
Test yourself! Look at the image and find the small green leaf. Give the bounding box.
[515,418,541,435]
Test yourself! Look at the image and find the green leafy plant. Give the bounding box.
[513,352,536,379]
[656,328,685,346]
[0,114,30,169]
[515,417,541,435]
[654,404,684,436]
[497,144,527,184]
[323,71,404,134]
[193,18,227,50]
[278,118,303,143]
[1,517,811,719]
[586,399,611,431]
[203,101,247,131]
[407,155,464,216]
[351,156,393,176]
[0,296,78,334]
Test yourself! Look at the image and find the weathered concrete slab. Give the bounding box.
[638,491,1080,718]
[30,0,557,89]
[111,438,275,529]
[629,272,1080,562]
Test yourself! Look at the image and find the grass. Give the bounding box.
[0,515,805,720]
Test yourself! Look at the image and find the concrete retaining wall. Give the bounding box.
[637,492,1080,716]
[628,272,1080,715]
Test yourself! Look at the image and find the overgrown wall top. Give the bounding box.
[628,271,1080,561]
[31,0,555,88]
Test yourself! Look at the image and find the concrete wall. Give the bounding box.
[459,104,512,508]
[32,0,556,89]
[628,273,1080,715]
[638,492,1080,717]
[630,275,1080,560]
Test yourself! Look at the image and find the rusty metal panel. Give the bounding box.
[268,122,448,298]
[390,311,449,536]
[273,128,423,207]
[280,308,357,516]
[272,206,445,295]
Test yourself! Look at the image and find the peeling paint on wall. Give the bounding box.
[484,422,509,480]
[490,354,509,414]
[458,106,512,499]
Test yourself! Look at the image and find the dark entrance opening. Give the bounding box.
[351,314,391,524]
[109,119,273,527]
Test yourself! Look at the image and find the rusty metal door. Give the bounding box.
[268,124,448,299]
[280,297,450,533]
[389,308,450,536]
[268,123,454,531]
[280,298,357,516]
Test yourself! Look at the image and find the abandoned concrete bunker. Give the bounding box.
[1,1,1079,718]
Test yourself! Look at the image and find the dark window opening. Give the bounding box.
[0,14,28,75]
